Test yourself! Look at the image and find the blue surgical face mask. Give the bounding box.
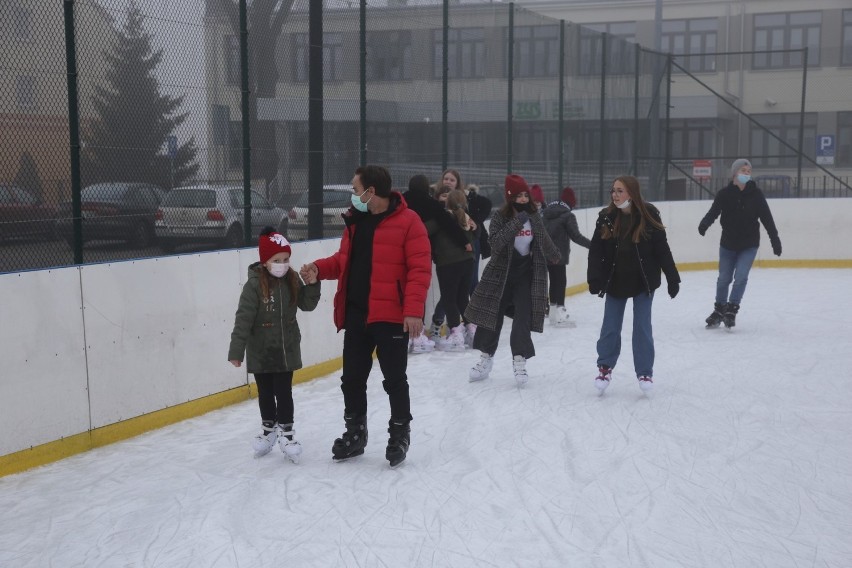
[736,174,751,185]
[351,191,372,213]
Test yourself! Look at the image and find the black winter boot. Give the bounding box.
[332,414,368,461]
[385,419,411,468]
[723,303,740,328]
[705,302,725,328]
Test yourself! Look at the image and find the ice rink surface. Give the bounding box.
[1,268,851,568]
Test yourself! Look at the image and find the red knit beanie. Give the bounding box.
[258,230,291,263]
[504,174,529,200]
[530,184,544,204]
[560,186,577,209]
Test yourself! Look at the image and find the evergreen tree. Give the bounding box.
[13,152,43,201]
[81,1,198,188]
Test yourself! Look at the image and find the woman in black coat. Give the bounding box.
[587,175,680,395]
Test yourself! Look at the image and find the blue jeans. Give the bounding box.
[596,291,655,378]
[716,246,758,305]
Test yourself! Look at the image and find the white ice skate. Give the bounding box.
[513,355,528,386]
[595,366,612,394]
[554,306,576,328]
[278,424,302,464]
[469,352,493,382]
[637,375,654,394]
[464,323,476,348]
[410,329,435,354]
[252,424,279,458]
[437,324,466,352]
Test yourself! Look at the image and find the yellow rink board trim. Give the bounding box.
[4,258,851,478]
[0,357,342,478]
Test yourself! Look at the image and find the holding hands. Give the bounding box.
[300,263,319,284]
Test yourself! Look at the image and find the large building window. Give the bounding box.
[223,36,240,85]
[842,10,852,67]
[513,25,559,78]
[749,113,817,168]
[753,12,820,69]
[367,31,412,81]
[838,112,852,167]
[662,19,717,73]
[433,28,486,79]
[668,119,716,159]
[294,33,344,82]
[579,22,636,76]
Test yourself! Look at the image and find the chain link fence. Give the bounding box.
[2,0,849,274]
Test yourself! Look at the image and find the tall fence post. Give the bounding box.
[359,0,367,166]
[63,0,83,264]
[442,0,449,172]
[507,3,514,173]
[797,47,808,198]
[558,20,565,192]
[238,0,251,244]
[664,53,672,196]
[598,32,607,206]
[308,0,323,239]
[632,46,640,176]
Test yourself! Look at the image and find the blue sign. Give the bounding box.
[167,135,178,159]
[816,135,834,165]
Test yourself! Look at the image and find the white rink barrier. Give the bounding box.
[1,198,850,471]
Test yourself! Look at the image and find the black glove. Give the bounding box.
[771,237,782,257]
[698,221,708,236]
[516,211,529,225]
[588,281,602,295]
[668,281,679,299]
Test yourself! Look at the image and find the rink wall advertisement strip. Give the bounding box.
[1,198,851,476]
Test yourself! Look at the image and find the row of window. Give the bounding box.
[224,10,852,83]
[215,113,852,170]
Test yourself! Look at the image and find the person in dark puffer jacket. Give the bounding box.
[542,186,591,327]
[698,158,782,329]
[587,175,680,395]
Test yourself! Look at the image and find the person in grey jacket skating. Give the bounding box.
[698,159,782,329]
[542,186,591,327]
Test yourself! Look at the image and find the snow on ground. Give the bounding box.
[1,268,851,568]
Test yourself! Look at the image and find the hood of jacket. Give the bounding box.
[543,201,571,221]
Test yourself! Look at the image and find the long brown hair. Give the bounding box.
[600,175,665,243]
[257,264,300,306]
[446,189,469,229]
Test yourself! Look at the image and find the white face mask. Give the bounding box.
[615,198,632,210]
[267,262,289,278]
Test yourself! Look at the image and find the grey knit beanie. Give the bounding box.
[730,158,751,179]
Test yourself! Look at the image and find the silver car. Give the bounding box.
[155,185,288,253]
[287,185,353,241]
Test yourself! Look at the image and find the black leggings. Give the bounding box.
[255,372,294,425]
[436,259,474,329]
[547,264,567,306]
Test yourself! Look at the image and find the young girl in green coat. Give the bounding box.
[228,227,321,462]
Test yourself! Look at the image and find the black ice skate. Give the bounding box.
[705,302,725,329]
[385,419,411,468]
[332,414,368,461]
[723,303,739,329]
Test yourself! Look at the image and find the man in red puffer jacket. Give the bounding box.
[300,165,431,467]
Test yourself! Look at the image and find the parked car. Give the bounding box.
[287,185,352,240]
[54,182,165,248]
[0,184,57,242]
[154,185,289,252]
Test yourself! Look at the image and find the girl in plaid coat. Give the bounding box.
[464,174,560,386]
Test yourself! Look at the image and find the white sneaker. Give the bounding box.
[513,355,528,386]
[637,375,654,394]
[554,306,576,328]
[437,324,466,352]
[548,304,558,326]
[595,366,612,394]
[252,423,278,457]
[469,353,493,382]
[464,323,476,348]
[278,424,302,464]
[410,330,435,354]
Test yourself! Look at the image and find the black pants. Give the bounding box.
[472,252,535,359]
[436,258,474,329]
[342,309,412,422]
[255,371,294,425]
[547,264,567,306]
